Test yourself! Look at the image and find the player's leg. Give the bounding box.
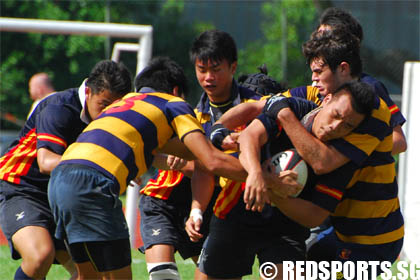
[198,215,255,279]
[139,194,182,279]
[55,248,77,279]
[68,240,132,280]
[0,180,67,279]
[12,226,55,278]
[48,164,131,279]
[258,233,307,280]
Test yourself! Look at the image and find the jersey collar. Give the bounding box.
[78,79,90,124]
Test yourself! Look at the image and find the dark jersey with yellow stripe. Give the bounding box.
[60,91,204,195]
[0,88,86,192]
[141,81,263,200]
[266,92,403,245]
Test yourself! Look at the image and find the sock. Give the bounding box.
[14,266,32,280]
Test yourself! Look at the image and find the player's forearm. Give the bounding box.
[277,108,349,174]
[392,125,407,155]
[191,161,215,212]
[37,148,62,174]
[270,195,329,228]
[216,99,266,130]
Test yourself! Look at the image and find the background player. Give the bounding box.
[0,60,132,280]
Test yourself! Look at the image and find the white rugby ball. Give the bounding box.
[270,148,308,197]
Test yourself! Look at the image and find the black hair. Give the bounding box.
[134,56,188,97]
[332,81,375,116]
[319,7,364,42]
[86,60,132,98]
[190,29,237,65]
[303,29,362,78]
[238,64,287,96]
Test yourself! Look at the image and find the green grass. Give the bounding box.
[0,245,262,279]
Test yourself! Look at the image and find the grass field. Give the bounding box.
[0,245,262,279]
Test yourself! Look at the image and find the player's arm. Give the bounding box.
[215,99,267,130]
[182,131,247,182]
[37,148,62,174]
[185,162,214,242]
[277,108,349,174]
[392,125,407,155]
[238,119,270,211]
[268,194,330,228]
[239,118,301,212]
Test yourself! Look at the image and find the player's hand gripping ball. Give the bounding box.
[270,148,308,197]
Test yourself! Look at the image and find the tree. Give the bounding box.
[238,0,317,88]
[0,0,210,122]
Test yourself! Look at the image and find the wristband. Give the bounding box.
[190,208,203,223]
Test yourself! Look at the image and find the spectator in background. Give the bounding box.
[27,72,56,118]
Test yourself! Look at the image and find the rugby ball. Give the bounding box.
[270,149,308,197]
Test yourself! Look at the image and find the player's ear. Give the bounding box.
[338,62,350,76]
[230,61,237,75]
[85,86,91,101]
[172,86,180,97]
[323,93,333,105]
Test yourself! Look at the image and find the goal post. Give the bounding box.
[398,61,420,263]
[1,17,152,248]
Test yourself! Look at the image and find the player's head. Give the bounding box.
[303,29,362,96]
[312,81,375,142]
[85,60,132,121]
[190,30,237,102]
[134,56,188,98]
[317,7,363,42]
[29,72,55,101]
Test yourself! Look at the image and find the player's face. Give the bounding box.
[310,57,343,97]
[85,88,117,122]
[317,24,332,33]
[312,91,365,142]
[194,58,237,103]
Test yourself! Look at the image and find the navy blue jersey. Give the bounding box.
[0,88,86,192]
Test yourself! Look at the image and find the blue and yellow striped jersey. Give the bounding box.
[141,81,263,201]
[60,91,204,195]
[287,87,403,245]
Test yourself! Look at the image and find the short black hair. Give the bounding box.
[319,7,364,42]
[303,29,362,78]
[333,81,375,117]
[86,60,132,98]
[134,56,188,97]
[190,29,237,65]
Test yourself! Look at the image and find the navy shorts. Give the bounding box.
[198,214,307,278]
[139,182,218,259]
[0,180,66,260]
[308,228,403,278]
[48,164,129,244]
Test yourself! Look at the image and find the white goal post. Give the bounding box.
[0,17,152,248]
[398,61,420,263]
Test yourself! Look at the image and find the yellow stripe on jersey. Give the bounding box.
[62,143,128,191]
[374,134,393,153]
[335,225,404,245]
[342,133,380,156]
[333,197,400,218]
[132,100,173,149]
[195,111,211,125]
[351,163,396,185]
[82,116,146,176]
[371,98,391,126]
[37,134,67,147]
[170,114,204,140]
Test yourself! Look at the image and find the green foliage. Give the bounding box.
[238,0,317,89]
[0,0,209,121]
